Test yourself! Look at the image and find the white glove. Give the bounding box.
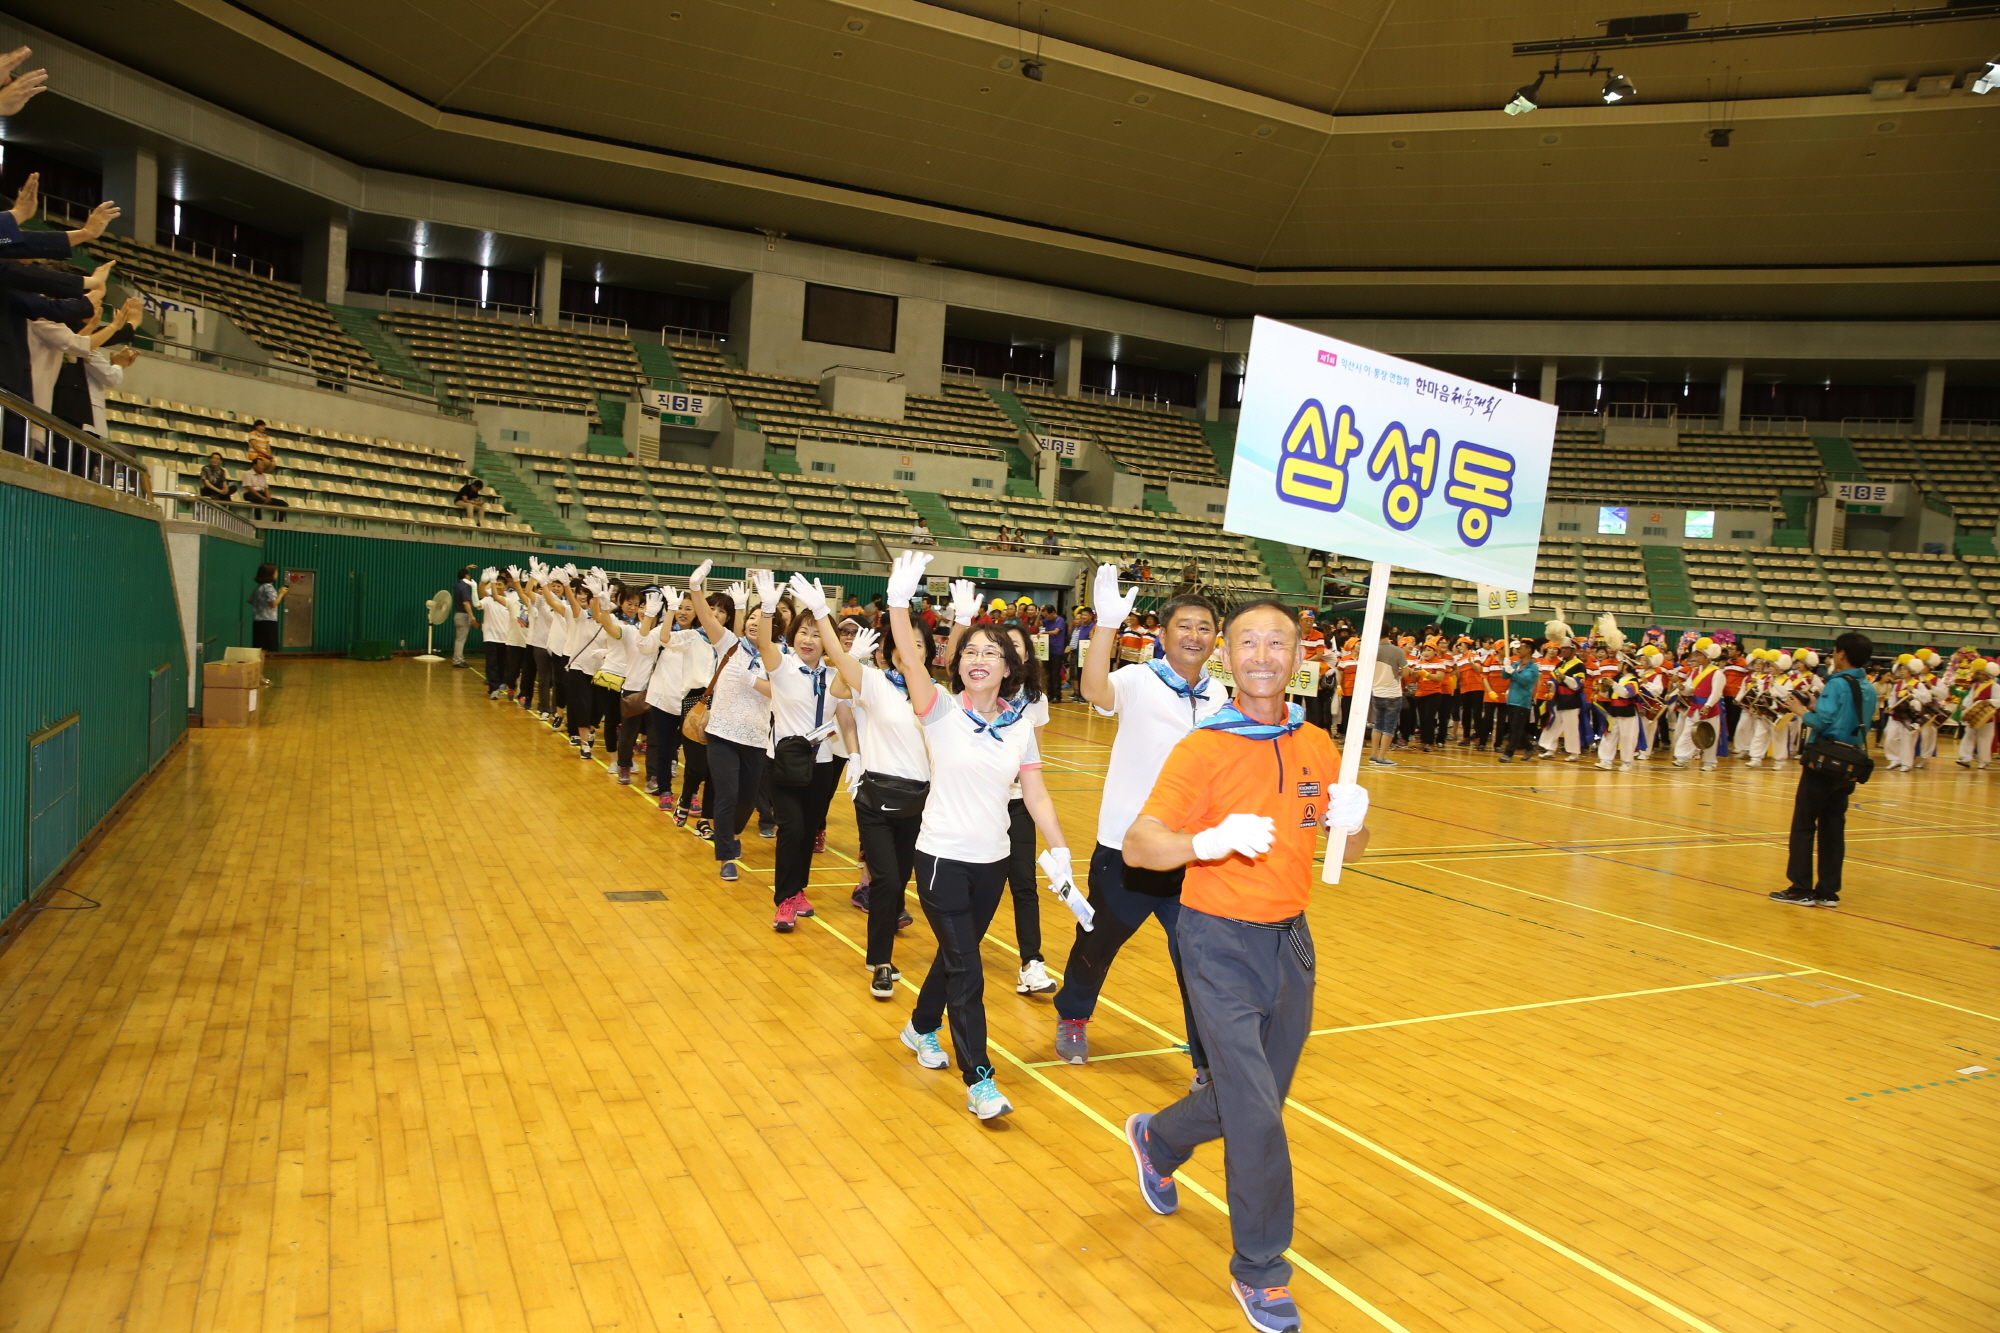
[849,626,881,662]
[1038,848,1093,931]
[949,578,980,627]
[1324,782,1369,833]
[788,573,831,620]
[480,566,498,583]
[844,761,865,798]
[505,565,522,581]
[659,586,684,617]
[1190,813,1276,862]
[1092,563,1139,627]
[596,587,616,611]
[687,558,713,592]
[886,549,933,607]
[752,570,778,611]
[640,587,663,620]
[725,581,747,612]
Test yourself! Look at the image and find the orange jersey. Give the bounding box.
[1337,650,1359,696]
[1143,723,1342,923]
[1721,661,1749,697]
[1482,659,1510,703]
[1458,654,1486,693]
[1414,659,1453,696]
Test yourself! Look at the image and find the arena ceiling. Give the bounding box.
[12,0,2000,316]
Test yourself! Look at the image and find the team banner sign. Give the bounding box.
[1224,318,1557,589]
[1475,583,1529,615]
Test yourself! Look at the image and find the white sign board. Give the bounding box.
[1037,435,1083,458]
[642,389,713,420]
[1831,480,1905,514]
[1475,583,1530,616]
[1224,318,1557,588]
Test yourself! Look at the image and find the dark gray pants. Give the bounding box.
[1146,906,1314,1289]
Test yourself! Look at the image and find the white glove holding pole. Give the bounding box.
[1190,813,1276,863]
[849,626,881,663]
[687,558,713,592]
[949,578,980,626]
[1324,782,1369,835]
[1038,848,1093,931]
[1092,563,1139,627]
[886,549,933,607]
[788,573,831,620]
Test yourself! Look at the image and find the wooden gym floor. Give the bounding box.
[1,659,1995,1333]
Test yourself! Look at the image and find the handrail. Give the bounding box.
[1,388,150,499]
[159,494,258,538]
[131,337,468,416]
[821,364,904,381]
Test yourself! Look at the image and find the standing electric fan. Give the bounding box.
[415,590,452,662]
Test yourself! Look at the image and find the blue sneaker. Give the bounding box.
[1369,756,1397,767]
[966,1071,1012,1120]
[899,1021,948,1069]
[1231,1281,1301,1333]
[719,861,739,882]
[1124,1113,1179,1214]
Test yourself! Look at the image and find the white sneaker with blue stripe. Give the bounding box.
[900,1021,947,1069]
[965,1071,1012,1120]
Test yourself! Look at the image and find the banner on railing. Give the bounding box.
[1224,317,1556,589]
[1037,435,1083,458]
[641,389,712,422]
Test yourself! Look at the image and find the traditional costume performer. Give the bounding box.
[1882,656,1929,772]
[1737,649,1780,765]
[1957,658,1998,769]
[1672,636,1727,770]
[1536,619,1588,760]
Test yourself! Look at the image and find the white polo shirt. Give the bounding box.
[1007,690,1051,800]
[770,657,838,762]
[916,690,1041,864]
[1095,662,1226,850]
[850,666,929,783]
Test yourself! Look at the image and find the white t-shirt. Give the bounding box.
[1095,662,1226,850]
[915,690,1041,864]
[478,594,513,642]
[617,622,667,694]
[568,616,614,676]
[769,657,839,762]
[503,594,528,648]
[526,598,554,650]
[645,626,711,711]
[851,665,929,782]
[1007,690,1051,800]
[703,631,772,749]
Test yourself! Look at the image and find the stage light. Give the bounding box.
[1601,72,1636,103]
[1504,78,1543,115]
[1021,59,1044,81]
[1974,59,1999,94]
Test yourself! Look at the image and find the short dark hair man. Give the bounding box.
[1770,631,1876,907]
[1120,598,1370,1333]
[451,564,478,667]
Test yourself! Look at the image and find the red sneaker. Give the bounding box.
[813,829,826,853]
[773,896,798,933]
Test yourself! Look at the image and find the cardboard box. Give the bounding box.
[203,659,259,690]
[223,647,265,665]
[204,686,260,728]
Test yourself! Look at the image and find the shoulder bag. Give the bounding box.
[1799,675,1874,785]
[620,640,670,718]
[680,642,739,744]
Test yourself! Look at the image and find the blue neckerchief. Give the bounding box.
[799,661,829,727]
[964,693,1028,742]
[883,668,908,696]
[1197,701,1305,739]
[1147,658,1211,701]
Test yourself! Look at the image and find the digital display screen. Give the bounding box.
[1684,510,1715,539]
[1597,506,1628,535]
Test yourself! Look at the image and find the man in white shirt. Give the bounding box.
[909,515,934,545]
[1052,566,1224,1074]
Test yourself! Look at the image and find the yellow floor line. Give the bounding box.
[1417,861,2000,1026]
[800,909,1413,1333]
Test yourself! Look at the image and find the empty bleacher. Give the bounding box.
[84,233,391,387]
[1012,386,1221,482]
[1548,430,1825,506]
[111,390,532,535]
[1848,434,2000,532]
[935,490,1275,589]
[378,310,646,413]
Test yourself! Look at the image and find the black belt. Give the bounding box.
[1233,912,1314,971]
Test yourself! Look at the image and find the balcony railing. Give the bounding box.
[1,390,149,499]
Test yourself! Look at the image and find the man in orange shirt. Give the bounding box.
[1119,600,1370,1333]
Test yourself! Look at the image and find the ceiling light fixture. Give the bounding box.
[1974,58,2000,94]
[1021,59,1044,81]
[1602,72,1637,102]
[1708,127,1733,147]
[1504,77,1544,114]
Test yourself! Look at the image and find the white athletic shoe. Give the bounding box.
[1017,959,1057,995]
[1618,762,1633,772]
[1594,761,1614,771]
[1703,763,1718,771]
[900,1021,948,1070]
[966,1075,1013,1121]
[1745,757,1761,767]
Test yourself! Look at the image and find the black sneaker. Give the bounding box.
[695,819,713,841]
[869,965,896,1000]
[1768,888,1822,905]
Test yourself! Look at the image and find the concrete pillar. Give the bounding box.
[1914,363,1945,436]
[1054,332,1084,398]
[1721,361,1745,432]
[99,146,158,242]
[538,250,563,326]
[1198,354,1224,422]
[1538,359,1558,404]
[301,215,348,304]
